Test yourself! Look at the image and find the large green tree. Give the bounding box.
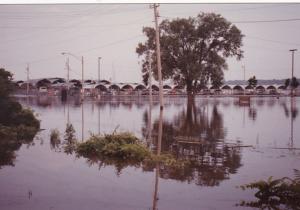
[136,13,244,95]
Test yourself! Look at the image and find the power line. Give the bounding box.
[76,35,143,54]
[158,3,299,19]
[12,34,143,66]
[233,17,300,23]
[0,19,151,54]
[0,6,148,45]
[0,5,148,20]
[160,15,300,24]
[246,35,300,46]
[0,18,151,29]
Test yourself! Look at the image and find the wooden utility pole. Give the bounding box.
[148,53,153,106]
[81,56,84,99]
[98,57,101,82]
[242,65,246,81]
[151,3,164,110]
[26,63,29,96]
[289,49,297,96]
[65,57,70,88]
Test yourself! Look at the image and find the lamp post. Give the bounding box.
[98,57,101,83]
[61,52,84,98]
[289,49,297,96]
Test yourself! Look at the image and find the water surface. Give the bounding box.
[0,96,299,210]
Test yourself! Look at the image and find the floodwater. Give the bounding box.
[0,95,299,210]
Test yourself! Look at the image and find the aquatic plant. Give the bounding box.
[75,132,192,174]
[238,173,300,209]
[50,129,61,151]
[63,123,77,154]
[76,132,150,160]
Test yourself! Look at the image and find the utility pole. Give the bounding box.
[81,56,84,99]
[65,57,70,88]
[148,53,153,106]
[61,52,84,99]
[289,49,297,96]
[26,63,29,96]
[151,3,164,110]
[98,57,101,82]
[242,65,246,82]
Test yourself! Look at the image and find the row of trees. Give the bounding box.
[248,76,299,89]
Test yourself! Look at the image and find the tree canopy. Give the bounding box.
[136,12,244,94]
[248,76,257,87]
[0,68,40,168]
[0,68,14,98]
[285,77,299,89]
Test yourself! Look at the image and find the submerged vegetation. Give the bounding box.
[0,68,40,168]
[50,129,61,151]
[64,123,77,154]
[75,132,191,174]
[49,124,77,154]
[238,170,300,209]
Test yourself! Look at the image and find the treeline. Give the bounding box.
[225,79,300,86]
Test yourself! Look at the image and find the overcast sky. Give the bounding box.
[0,3,300,82]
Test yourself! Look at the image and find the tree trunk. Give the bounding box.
[186,79,195,99]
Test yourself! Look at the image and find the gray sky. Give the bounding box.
[0,3,300,82]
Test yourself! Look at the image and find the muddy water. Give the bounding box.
[0,96,299,210]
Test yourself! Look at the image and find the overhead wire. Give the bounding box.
[245,35,300,46]
[0,6,102,43]
[0,5,147,43]
[12,34,144,67]
[158,3,299,18]
[0,18,152,54]
[233,17,300,23]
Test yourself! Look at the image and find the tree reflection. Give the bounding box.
[248,107,257,121]
[0,128,38,168]
[143,98,242,186]
[280,99,298,120]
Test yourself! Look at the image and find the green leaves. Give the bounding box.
[239,174,300,209]
[0,68,14,98]
[136,12,244,94]
[248,76,258,87]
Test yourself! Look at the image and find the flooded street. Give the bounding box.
[1,96,300,210]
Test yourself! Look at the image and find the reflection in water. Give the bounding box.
[248,107,257,121]
[5,96,299,173]
[152,108,163,210]
[82,101,84,141]
[290,97,298,148]
[143,98,242,186]
[1,95,300,210]
[0,128,37,168]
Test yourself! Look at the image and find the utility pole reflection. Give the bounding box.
[82,101,84,142]
[290,97,295,148]
[152,108,163,210]
[98,101,100,135]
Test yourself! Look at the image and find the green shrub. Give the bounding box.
[75,132,192,174]
[238,175,300,209]
[76,132,148,161]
